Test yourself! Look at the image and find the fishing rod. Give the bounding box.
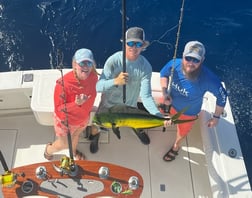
[54,50,78,176]
[166,0,185,109]
[0,150,9,173]
[160,0,185,115]
[0,150,24,187]
[56,50,74,162]
[122,0,126,103]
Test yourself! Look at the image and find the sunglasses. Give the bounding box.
[126,41,144,48]
[184,56,200,64]
[78,61,93,67]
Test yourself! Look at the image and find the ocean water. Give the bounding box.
[0,0,251,187]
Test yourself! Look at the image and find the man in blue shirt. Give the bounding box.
[160,41,227,161]
[89,27,169,153]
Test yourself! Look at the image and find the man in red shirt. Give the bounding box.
[44,48,98,160]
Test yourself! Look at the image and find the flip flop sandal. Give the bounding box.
[163,148,179,162]
[74,150,86,160]
[44,142,53,160]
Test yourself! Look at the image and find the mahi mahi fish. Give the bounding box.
[93,105,197,139]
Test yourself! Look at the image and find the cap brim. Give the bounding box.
[76,58,94,64]
[126,38,143,43]
[142,41,150,48]
[184,53,202,61]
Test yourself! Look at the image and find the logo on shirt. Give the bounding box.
[219,87,227,104]
[172,82,189,97]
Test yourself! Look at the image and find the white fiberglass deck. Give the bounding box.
[0,110,212,198]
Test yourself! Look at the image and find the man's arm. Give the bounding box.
[207,105,225,128]
[160,77,168,95]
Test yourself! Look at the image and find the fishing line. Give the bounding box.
[150,24,178,48]
[56,49,64,69]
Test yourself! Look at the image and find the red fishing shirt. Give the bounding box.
[54,70,98,126]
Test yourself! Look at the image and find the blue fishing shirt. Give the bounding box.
[160,58,227,116]
[96,51,162,116]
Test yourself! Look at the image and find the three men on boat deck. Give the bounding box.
[160,41,227,161]
[89,27,170,153]
[44,48,98,160]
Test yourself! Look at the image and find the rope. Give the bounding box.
[122,0,126,103]
[167,0,185,95]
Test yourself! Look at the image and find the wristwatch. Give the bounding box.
[213,114,220,119]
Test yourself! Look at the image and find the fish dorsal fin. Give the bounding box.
[109,105,151,115]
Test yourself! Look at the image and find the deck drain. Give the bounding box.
[228,148,237,158]
[160,184,166,192]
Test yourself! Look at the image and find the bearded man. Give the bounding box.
[160,41,227,162]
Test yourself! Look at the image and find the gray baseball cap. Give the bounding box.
[183,41,205,61]
[74,48,94,64]
[125,27,150,47]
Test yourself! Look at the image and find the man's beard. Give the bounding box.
[182,65,201,80]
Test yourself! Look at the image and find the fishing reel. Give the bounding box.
[0,171,24,188]
[53,156,78,177]
[158,103,171,115]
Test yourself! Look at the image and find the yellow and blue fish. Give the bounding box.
[93,105,197,139]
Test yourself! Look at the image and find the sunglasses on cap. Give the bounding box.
[126,41,144,48]
[184,56,200,64]
[78,60,93,67]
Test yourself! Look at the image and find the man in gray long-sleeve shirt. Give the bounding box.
[89,27,168,153]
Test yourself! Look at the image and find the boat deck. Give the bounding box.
[0,69,251,197]
[0,110,212,198]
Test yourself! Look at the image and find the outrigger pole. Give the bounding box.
[122,0,126,103]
